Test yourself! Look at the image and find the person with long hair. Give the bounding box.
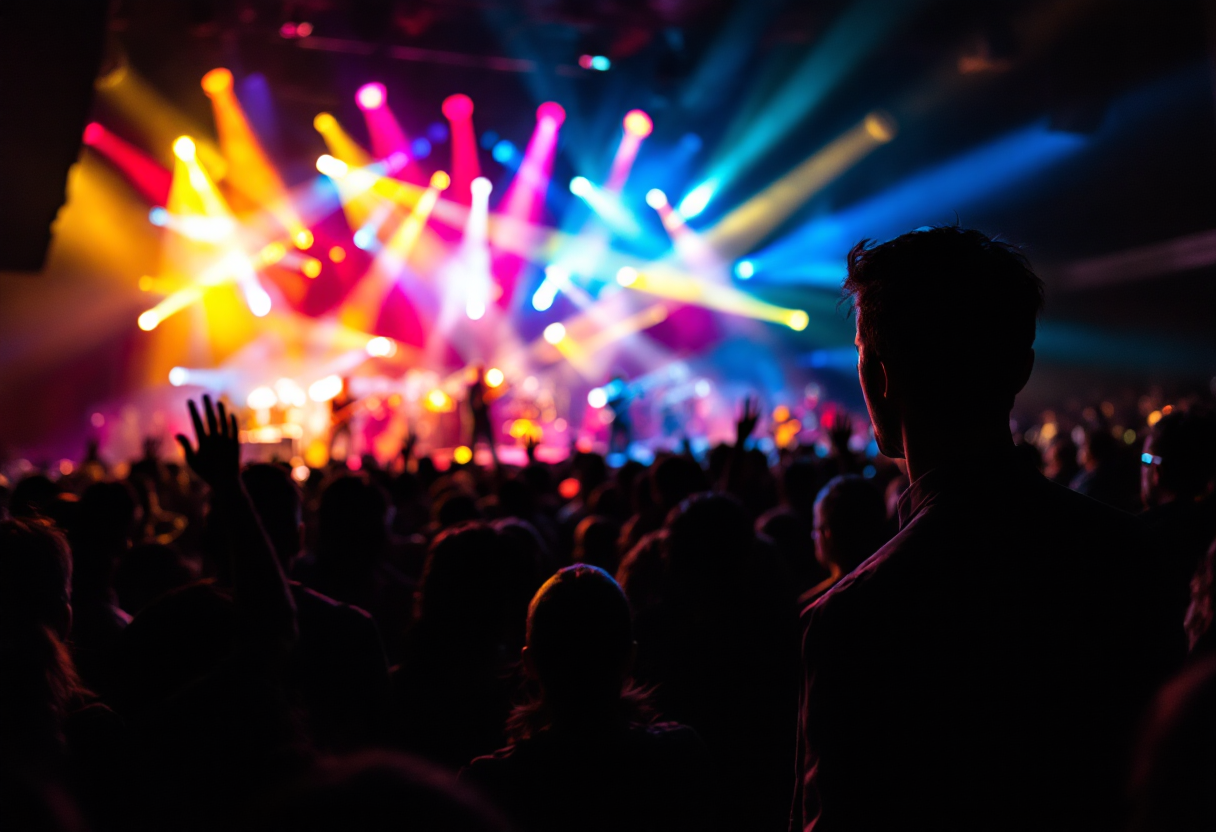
[462,564,714,831]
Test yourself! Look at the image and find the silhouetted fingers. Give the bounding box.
[203,394,218,436]
[217,400,228,437]
[229,414,238,442]
[188,399,206,442]
[175,434,196,468]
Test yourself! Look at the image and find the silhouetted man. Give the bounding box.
[792,228,1182,831]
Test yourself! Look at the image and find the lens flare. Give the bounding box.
[200,67,233,96]
[441,94,474,121]
[623,109,653,137]
[173,135,197,162]
[356,82,386,111]
[543,322,567,344]
[430,170,451,190]
[645,188,667,209]
[485,367,505,388]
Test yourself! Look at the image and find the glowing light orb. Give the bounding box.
[569,176,592,197]
[259,241,287,265]
[587,388,608,409]
[309,375,344,403]
[168,367,189,387]
[864,111,897,142]
[430,170,451,190]
[470,176,493,198]
[615,266,638,287]
[301,258,322,278]
[559,478,580,499]
[172,136,197,162]
[492,140,517,164]
[138,311,159,331]
[296,22,313,37]
[292,465,310,482]
[356,82,386,111]
[466,301,486,321]
[148,207,169,227]
[366,336,397,357]
[246,286,272,318]
[316,155,348,178]
[313,112,336,133]
[247,386,278,410]
[441,93,474,121]
[623,109,653,138]
[694,379,711,397]
[453,446,473,465]
[91,412,105,428]
[787,310,810,331]
[543,322,567,344]
[678,179,717,218]
[294,229,315,250]
[485,368,505,388]
[591,55,611,71]
[425,389,453,412]
[734,260,755,279]
[275,378,307,407]
[537,101,566,126]
[645,189,667,209]
[353,229,375,250]
[201,67,233,96]
[82,122,103,145]
[328,246,346,263]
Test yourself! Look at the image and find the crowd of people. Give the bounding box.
[2,228,1214,831]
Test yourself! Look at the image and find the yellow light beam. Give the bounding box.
[313,112,373,167]
[623,264,809,330]
[704,112,896,259]
[203,68,304,238]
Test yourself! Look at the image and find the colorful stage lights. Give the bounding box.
[735,260,755,279]
[308,375,344,403]
[301,258,322,278]
[168,367,189,387]
[313,112,337,133]
[587,387,609,408]
[678,180,716,218]
[366,336,398,357]
[247,386,278,409]
[316,154,349,178]
[532,264,568,312]
[294,229,314,250]
[200,67,233,96]
[453,446,474,465]
[569,176,592,196]
[356,82,386,111]
[430,170,451,190]
[537,101,566,126]
[543,322,567,344]
[329,246,346,263]
[645,189,667,209]
[441,94,474,121]
[623,109,653,138]
[578,55,611,71]
[616,266,638,286]
[787,310,810,331]
[470,176,492,198]
[485,367,505,388]
[173,135,197,162]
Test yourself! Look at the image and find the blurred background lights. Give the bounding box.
[168,367,189,387]
[678,180,716,218]
[366,336,398,357]
[247,386,278,409]
[645,188,667,209]
[441,93,474,121]
[543,322,567,344]
[453,446,473,464]
[430,170,451,190]
[616,266,638,286]
[172,136,196,161]
[587,387,608,408]
[623,109,653,137]
[200,67,233,95]
[308,375,343,402]
[470,176,493,198]
[569,176,591,196]
[485,367,505,388]
[735,260,755,279]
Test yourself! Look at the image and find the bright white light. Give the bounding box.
[309,375,344,403]
[543,322,567,344]
[466,300,486,320]
[274,378,307,407]
[787,310,810,331]
[316,154,349,178]
[366,336,397,357]
[485,367,505,388]
[569,176,592,197]
[168,367,189,387]
[532,285,556,311]
[678,180,717,218]
[470,176,493,198]
[616,266,638,287]
[694,379,711,397]
[292,465,310,483]
[243,281,272,317]
[587,387,608,408]
[645,188,667,209]
[247,386,278,409]
[353,228,375,250]
[735,260,755,279]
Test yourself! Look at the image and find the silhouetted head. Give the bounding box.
[414,523,507,651]
[844,227,1043,458]
[0,518,72,639]
[69,481,138,599]
[523,565,635,720]
[8,475,61,520]
[1142,408,1216,507]
[813,475,888,575]
[433,491,482,530]
[652,456,710,512]
[573,515,622,575]
[317,473,389,565]
[666,492,752,576]
[114,543,196,616]
[242,463,302,569]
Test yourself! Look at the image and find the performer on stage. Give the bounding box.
[605,375,636,455]
[328,376,356,461]
[467,365,499,465]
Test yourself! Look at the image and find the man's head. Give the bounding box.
[1142,408,1216,507]
[844,227,1044,458]
[242,463,303,569]
[813,475,888,575]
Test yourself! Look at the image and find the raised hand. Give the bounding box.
[176,394,241,488]
[142,435,162,462]
[828,409,855,456]
[523,432,540,463]
[736,395,761,447]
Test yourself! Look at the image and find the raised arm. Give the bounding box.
[176,394,296,647]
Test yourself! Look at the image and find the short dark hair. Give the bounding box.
[844,226,1044,413]
[1149,407,1216,499]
